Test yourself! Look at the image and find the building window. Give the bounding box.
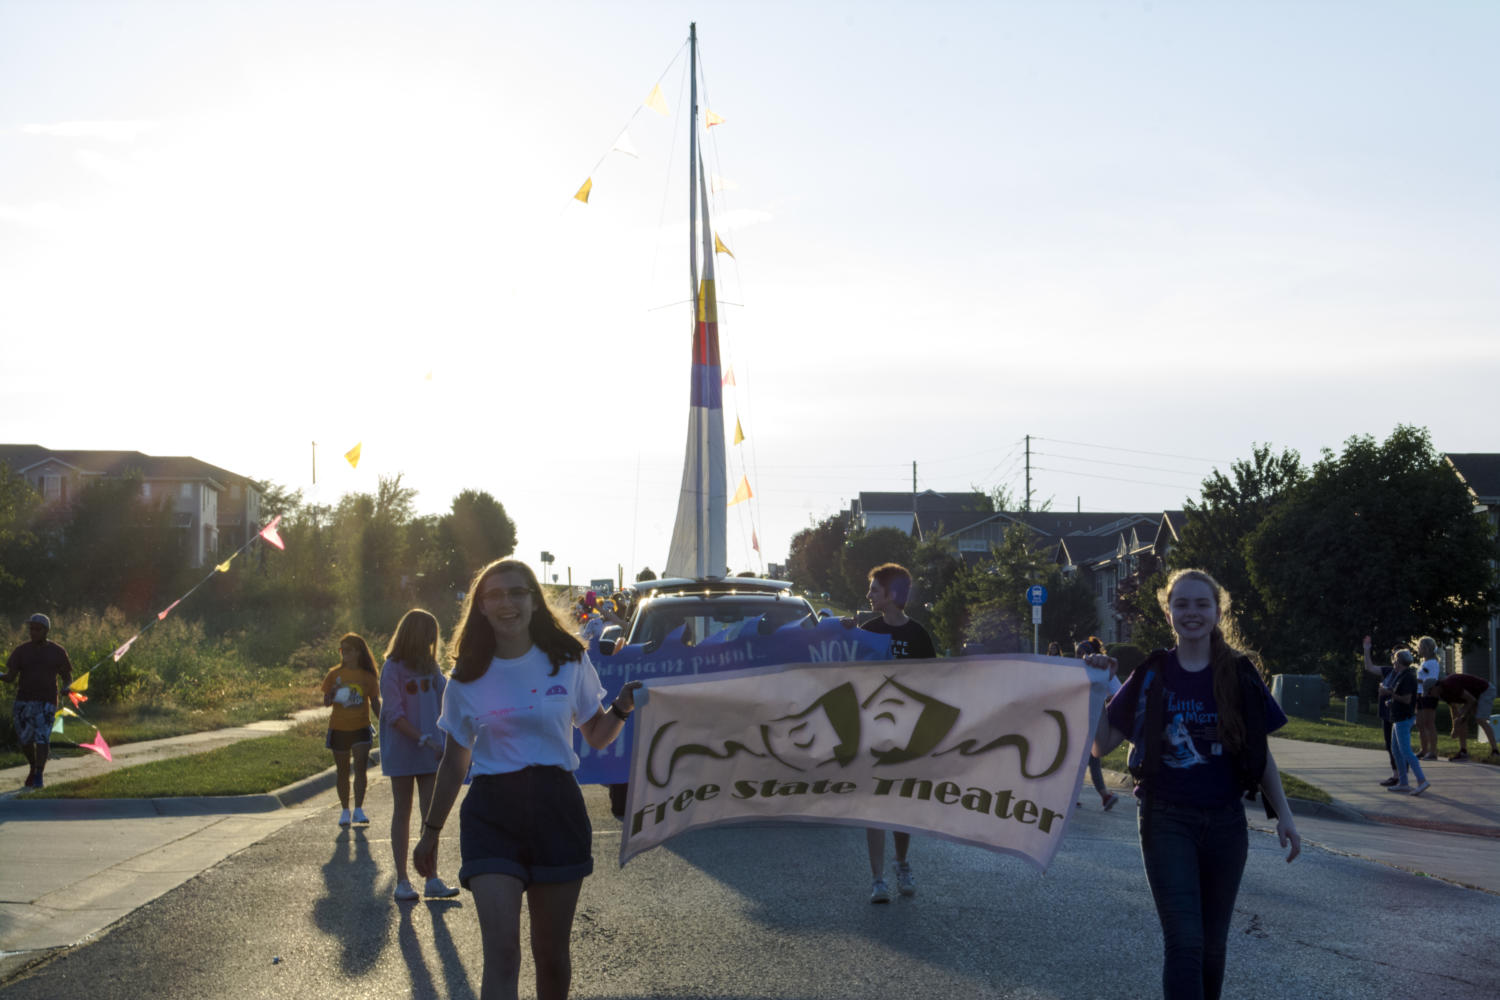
[43,475,61,501]
[180,483,192,499]
[141,482,151,499]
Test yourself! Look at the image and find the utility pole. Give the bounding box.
[311,441,317,486]
[912,460,921,540]
[1024,435,1031,513]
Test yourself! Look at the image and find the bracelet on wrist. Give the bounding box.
[610,701,631,721]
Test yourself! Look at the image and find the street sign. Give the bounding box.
[1032,605,1043,625]
[1026,585,1048,606]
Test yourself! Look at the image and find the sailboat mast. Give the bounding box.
[688,22,699,308]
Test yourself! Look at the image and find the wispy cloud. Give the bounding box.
[21,120,158,141]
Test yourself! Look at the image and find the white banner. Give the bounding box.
[620,655,1110,871]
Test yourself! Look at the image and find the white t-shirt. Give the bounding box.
[1418,658,1441,695]
[437,646,607,775]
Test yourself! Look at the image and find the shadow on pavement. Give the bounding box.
[311,826,389,975]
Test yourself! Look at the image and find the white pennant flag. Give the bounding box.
[611,130,640,159]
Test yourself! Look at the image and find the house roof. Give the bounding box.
[1445,454,1500,503]
[0,445,249,491]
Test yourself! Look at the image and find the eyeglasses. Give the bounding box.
[404,678,432,694]
[481,587,532,602]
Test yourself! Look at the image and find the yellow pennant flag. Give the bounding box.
[60,706,81,718]
[644,84,669,116]
[69,672,89,693]
[345,442,362,468]
[216,552,237,573]
[574,177,593,204]
[733,418,745,445]
[714,233,734,259]
[729,475,753,506]
[705,109,725,127]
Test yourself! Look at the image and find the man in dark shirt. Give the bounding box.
[855,562,935,902]
[1433,672,1498,761]
[3,613,74,788]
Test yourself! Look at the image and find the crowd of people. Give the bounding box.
[7,559,1498,1000]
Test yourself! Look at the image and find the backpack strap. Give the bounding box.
[1129,649,1172,844]
[1234,655,1277,819]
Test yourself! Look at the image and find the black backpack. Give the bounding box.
[1127,649,1277,832]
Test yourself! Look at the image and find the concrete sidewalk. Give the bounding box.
[1268,735,1500,839]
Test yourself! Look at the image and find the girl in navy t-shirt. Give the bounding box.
[1090,569,1300,1000]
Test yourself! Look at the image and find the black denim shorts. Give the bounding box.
[325,726,374,752]
[459,766,594,888]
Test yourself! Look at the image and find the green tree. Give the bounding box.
[1115,569,1174,652]
[908,532,961,617]
[1172,443,1305,662]
[837,528,916,608]
[0,463,44,613]
[1038,569,1098,650]
[636,566,658,582]
[785,513,847,599]
[437,490,517,591]
[931,525,1049,653]
[53,473,188,616]
[1247,426,1500,689]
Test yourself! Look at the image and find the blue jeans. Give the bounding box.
[1392,718,1425,786]
[1138,799,1248,1000]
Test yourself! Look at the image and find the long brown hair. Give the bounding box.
[450,559,583,682]
[1157,569,1252,753]
[338,633,380,677]
[385,609,442,676]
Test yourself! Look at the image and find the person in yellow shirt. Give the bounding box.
[322,633,382,826]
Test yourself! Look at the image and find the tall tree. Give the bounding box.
[0,464,44,614]
[1247,426,1500,686]
[1172,443,1305,661]
[1038,568,1098,650]
[931,525,1049,653]
[438,490,517,591]
[785,513,848,600]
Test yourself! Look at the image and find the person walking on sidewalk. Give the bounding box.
[379,609,460,901]
[1079,636,1121,811]
[1362,637,1402,786]
[2,613,73,789]
[1090,569,1300,1000]
[853,562,936,903]
[1385,650,1431,795]
[322,633,381,827]
[1415,636,1442,760]
[413,558,641,1000]
[1433,671,1499,762]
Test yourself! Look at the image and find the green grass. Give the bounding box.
[24,719,331,799]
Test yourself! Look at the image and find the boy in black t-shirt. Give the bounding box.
[857,562,935,901]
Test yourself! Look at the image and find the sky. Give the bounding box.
[3,0,1497,588]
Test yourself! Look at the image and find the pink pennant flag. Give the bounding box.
[259,514,285,550]
[752,529,760,554]
[68,690,88,708]
[112,634,139,662]
[157,598,182,621]
[722,366,736,387]
[81,729,113,762]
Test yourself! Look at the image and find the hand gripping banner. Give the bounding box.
[619,655,1111,872]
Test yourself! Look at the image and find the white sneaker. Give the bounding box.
[393,880,419,901]
[895,863,916,897]
[870,878,892,904]
[1412,780,1431,797]
[424,877,460,898]
[338,808,352,826]
[352,807,370,824]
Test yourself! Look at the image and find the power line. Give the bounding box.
[1032,436,1231,466]
[1030,465,1202,492]
[1032,450,1214,477]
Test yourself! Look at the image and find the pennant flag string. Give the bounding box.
[80,730,112,762]
[610,129,640,159]
[705,109,725,127]
[52,714,65,735]
[156,598,182,621]
[574,177,593,204]
[722,366,736,387]
[569,39,690,204]
[112,635,139,662]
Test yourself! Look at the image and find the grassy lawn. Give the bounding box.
[24,719,331,799]
[1,682,324,771]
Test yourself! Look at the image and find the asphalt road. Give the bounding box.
[2,780,1496,1000]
